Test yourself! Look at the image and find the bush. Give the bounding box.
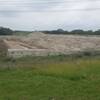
[0,27,13,35]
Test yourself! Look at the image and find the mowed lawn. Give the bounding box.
[0,56,100,100]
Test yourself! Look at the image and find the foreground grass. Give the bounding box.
[0,55,100,100]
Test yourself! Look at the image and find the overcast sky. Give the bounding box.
[0,0,100,31]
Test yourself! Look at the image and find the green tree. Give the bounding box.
[0,27,13,35]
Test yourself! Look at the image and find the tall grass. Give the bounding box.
[0,54,100,100]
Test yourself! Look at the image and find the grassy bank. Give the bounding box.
[0,55,100,100]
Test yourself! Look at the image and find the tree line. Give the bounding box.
[44,29,100,35]
[1,27,100,35]
[0,27,13,35]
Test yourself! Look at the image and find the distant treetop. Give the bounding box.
[0,27,13,35]
[44,29,100,35]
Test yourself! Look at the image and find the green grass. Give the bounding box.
[13,31,32,36]
[0,55,100,100]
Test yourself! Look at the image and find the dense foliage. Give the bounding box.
[44,29,100,35]
[0,27,13,35]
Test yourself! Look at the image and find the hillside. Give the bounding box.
[23,32,100,54]
[1,32,100,57]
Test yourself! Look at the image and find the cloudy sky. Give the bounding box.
[0,0,100,31]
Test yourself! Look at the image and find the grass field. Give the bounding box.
[0,55,100,100]
[13,31,32,36]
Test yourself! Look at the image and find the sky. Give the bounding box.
[0,0,100,31]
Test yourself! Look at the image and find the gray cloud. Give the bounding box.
[0,0,100,30]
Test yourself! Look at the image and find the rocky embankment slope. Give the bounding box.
[22,32,100,54]
[1,32,100,57]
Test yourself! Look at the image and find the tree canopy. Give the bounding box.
[44,29,100,35]
[0,27,13,35]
